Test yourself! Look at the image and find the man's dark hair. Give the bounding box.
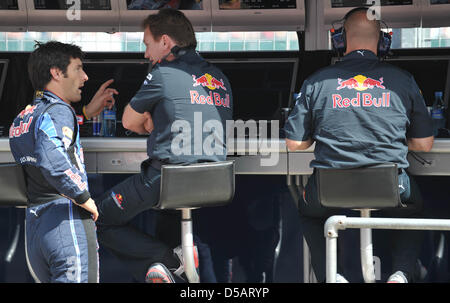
[28,41,84,91]
[142,8,197,49]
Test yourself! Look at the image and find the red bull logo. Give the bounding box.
[112,192,124,210]
[9,117,33,138]
[64,169,87,191]
[332,92,391,109]
[333,74,389,109]
[337,75,385,91]
[190,90,231,109]
[192,73,227,91]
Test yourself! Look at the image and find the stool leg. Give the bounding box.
[181,209,200,283]
[360,209,376,283]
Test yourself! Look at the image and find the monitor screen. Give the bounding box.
[331,0,413,7]
[0,60,10,137]
[386,58,449,107]
[77,58,298,136]
[126,0,203,10]
[0,60,9,103]
[431,0,450,4]
[34,0,112,10]
[210,58,298,122]
[0,0,18,9]
[76,60,150,137]
[218,0,297,9]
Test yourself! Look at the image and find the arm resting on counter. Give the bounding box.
[408,136,434,152]
[285,138,314,151]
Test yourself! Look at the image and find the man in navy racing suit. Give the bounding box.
[9,41,118,283]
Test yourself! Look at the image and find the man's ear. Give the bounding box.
[49,67,62,81]
[161,34,174,50]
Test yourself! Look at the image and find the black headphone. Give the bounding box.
[157,45,190,64]
[330,6,392,58]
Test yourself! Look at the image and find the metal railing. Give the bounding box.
[325,215,450,283]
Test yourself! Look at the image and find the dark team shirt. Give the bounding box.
[9,91,90,205]
[284,50,433,169]
[130,48,233,165]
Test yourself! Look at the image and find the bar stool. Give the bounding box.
[0,163,28,267]
[316,163,402,283]
[153,160,235,283]
[0,163,28,207]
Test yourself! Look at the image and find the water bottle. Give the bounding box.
[431,91,446,137]
[102,105,116,137]
[92,115,102,136]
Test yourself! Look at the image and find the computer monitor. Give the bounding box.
[385,56,450,107]
[119,0,212,32]
[78,56,299,137]
[76,59,150,136]
[26,0,120,32]
[0,0,27,32]
[421,0,450,27]
[0,59,10,136]
[0,60,10,105]
[324,0,422,28]
[209,57,299,122]
[211,0,305,31]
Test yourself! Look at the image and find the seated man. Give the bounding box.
[284,7,434,283]
[94,8,233,283]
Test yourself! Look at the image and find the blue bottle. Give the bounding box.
[92,115,102,136]
[431,91,446,137]
[102,105,116,137]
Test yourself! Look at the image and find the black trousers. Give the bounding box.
[299,169,424,282]
[95,159,217,282]
[95,160,170,281]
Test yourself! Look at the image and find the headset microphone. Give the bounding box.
[158,45,188,64]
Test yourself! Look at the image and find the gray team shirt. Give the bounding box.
[129,49,233,165]
[284,50,433,169]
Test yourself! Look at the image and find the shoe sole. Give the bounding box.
[146,263,175,283]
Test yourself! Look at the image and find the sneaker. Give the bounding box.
[145,263,175,283]
[336,273,349,283]
[387,271,408,283]
[172,245,199,281]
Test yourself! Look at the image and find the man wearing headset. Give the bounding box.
[284,7,434,283]
[94,8,233,283]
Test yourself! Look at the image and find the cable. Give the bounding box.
[409,151,433,166]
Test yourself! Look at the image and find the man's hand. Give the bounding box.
[84,79,119,119]
[143,111,154,134]
[122,104,151,135]
[75,198,99,222]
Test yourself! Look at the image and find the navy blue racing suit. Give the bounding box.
[9,91,98,283]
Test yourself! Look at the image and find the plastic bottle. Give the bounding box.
[431,91,446,137]
[102,105,116,137]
